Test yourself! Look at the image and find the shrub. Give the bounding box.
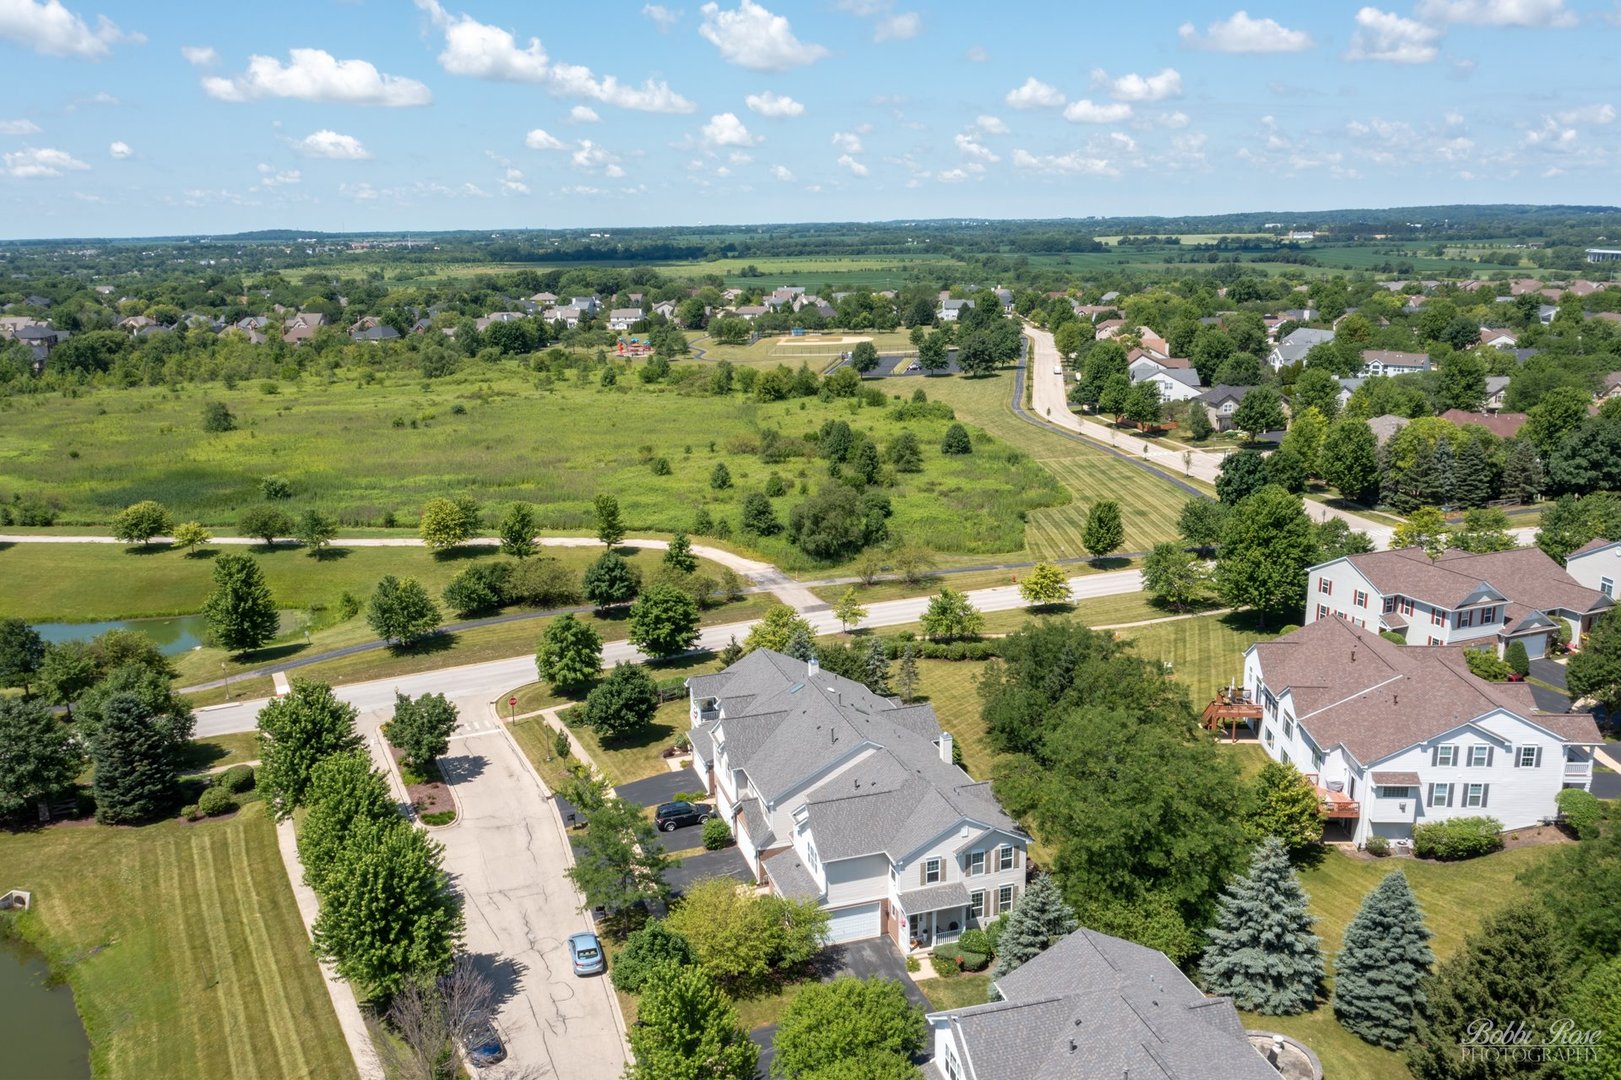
[610,920,699,994]
[442,561,512,617]
[260,476,292,500]
[553,728,571,759]
[1363,835,1389,857]
[959,928,993,957]
[984,914,1009,954]
[1413,816,1504,860]
[214,764,255,794]
[904,955,920,973]
[181,803,200,821]
[1557,788,1603,839]
[1505,640,1531,677]
[1464,648,1512,682]
[1379,630,1408,645]
[197,786,236,817]
[958,949,990,972]
[930,950,959,977]
[702,817,733,850]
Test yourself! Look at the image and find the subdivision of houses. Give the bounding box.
[1303,545,1611,658]
[686,650,1030,952]
[1234,617,1601,847]
[1127,352,1203,402]
[1196,385,1263,432]
[1266,326,1334,371]
[927,928,1280,1080]
[281,311,325,344]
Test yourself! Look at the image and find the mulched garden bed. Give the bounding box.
[388,744,456,825]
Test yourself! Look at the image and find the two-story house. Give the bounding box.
[1305,546,1611,658]
[1565,538,1621,600]
[1197,384,1258,432]
[937,298,974,322]
[1243,618,1601,847]
[686,650,1029,952]
[606,307,644,332]
[1266,326,1335,371]
[927,928,1279,1080]
[1359,349,1431,377]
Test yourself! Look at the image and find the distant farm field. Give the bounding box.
[0,363,1063,572]
[694,330,916,370]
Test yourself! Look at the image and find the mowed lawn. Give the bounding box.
[0,813,355,1080]
[919,370,1191,560]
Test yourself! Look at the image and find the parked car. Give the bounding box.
[569,931,606,976]
[654,801,712,832]
[464,1020,507,1068]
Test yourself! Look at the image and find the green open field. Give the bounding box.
[917,370,1193,559]
[0,365,1062,573]
[0,813,355,1080]
[693,330,916,370]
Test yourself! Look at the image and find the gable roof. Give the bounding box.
[1568,537,1621,560]
[1251,618,1601,763]
[1197,384,1252,406]
[1339,545,1610,617]
[692,650,1019,863]
[1361,349,1431,371]
[1438,409,1527,439]
[935,928,1275,1080]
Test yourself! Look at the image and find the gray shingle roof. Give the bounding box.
[934,929,1275,1080]
[763,850,821,900]
[898,881,970,913]
[700,650,1021,864]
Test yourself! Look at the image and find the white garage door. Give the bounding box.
[824,902,881,944]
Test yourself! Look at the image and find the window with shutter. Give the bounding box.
[924,858,942,884]
[998,884,1015,912]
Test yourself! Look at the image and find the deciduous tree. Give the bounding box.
[1177,499,1228,552]
[1082,499,1124,562]
[666,877,828,995]
[582,550,641,608]
[625,963,757,1080]
[566,795,675,924]
[256,680,362,817]
[202,552,280,655]
[593,492,626,547]
[171,521,213,556]
[1249,761,1324,856]
[919,587,984,641]
[0,618,46,696]
[387,691,459,771]
[833,587,868,631]
[581,662,660,742]
[1215,485,1317,626]
[1319,419,1381,505]
[239,505,293,548]
[536,613,602,693]
[112,500,172,547]
[610,920,700,994]
[628,583,701,658]
[1142,542,1208,612]
[1233,385,1286,440]
[297,510,338,557]
[1018,561,1072,608]
[1215,450,1269,505]
[771,978,926,1080]
[0,697,82,818]
[497,502,537,558]
[1393,507,1451,561]
[1198,837,1323,1014]
[418,496,480,553]
[367,575,442,647]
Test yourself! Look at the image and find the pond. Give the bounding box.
[31,612,304,657]
[32,614,213,656]
[0,927,90,1079]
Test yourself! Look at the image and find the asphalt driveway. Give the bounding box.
[666,847,753,896]
[615,768,703,807]
[1530,657,1567,691]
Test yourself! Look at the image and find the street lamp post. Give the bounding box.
[222,661,230,701]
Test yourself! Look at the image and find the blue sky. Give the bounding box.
[0,0,1618,237]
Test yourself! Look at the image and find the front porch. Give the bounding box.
[897,882,973,954]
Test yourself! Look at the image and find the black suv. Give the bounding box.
[654,801,712,832]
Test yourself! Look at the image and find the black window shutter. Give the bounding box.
[1480,784,1489,808]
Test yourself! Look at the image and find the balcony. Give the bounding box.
[1306,774,1360,819]
[1202,687,1262,731]
[1565,761,1593,781]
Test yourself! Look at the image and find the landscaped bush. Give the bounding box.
[1413,816,1504,860]
[879,638,1002,661]
[1364,835,1390,857]
[214,765,255,794]
[1505,640,1531,677]
[1556,788,1603,839]
[181,803,200,821]
[957,949,990,972]
[958,928,993,957]
[701,817,733,850]
[1464,648,1513,682]
[553,729,571,759]
[197,786,237,817]
[930,950,959,977]
[610,920,698,994]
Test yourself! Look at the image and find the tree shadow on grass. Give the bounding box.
[175,740,231,772]
[1028,602,1076,616]
[307,546,353,561]
[390,632,457,658]
[182,548,219,561]
[432,546,501,563]
[600,719,678,754]
[232,640,311,667]
[1086,556,1133,572]
[125,543,175,556]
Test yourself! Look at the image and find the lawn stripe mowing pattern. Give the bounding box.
[0,813,355,1080]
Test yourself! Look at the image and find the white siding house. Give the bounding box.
[686,650,1028,952]
[1243,618,1601,847]
[1565,539,1621,601]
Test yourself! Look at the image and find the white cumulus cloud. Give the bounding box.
[1094,67,1182,102]
[571,139,624,177]
[1178,11,1314,52]
[873,11,921,41]
[256,164,301,187]
[770,163,794,180]
[1414,0,1576,25]
[953,132,998,161]
[702,112,759,146]
[836,153,867,175]
[974,115,1008,134]
[0,118,42,135]
[0,0,140,59]
[746,91,804,117]
[699,1,827,71]
[3,145,89,177]
[294,129,371,159]
[107,139,130,158]
[1348,7,1442,63]
[501,167,529,194]
[570,105,600,122]
[1555,103,1615,124]
[525,128,565,150]
[416,0,694,112]
[831,130,863,153]
[1005,76,1064,109]
[203,48,432,106]
[1011,148,1117,176]
[1063,99,1132,123]
[180,44,216,65]
[642,4,680,30]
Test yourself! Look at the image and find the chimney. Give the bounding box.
[808,655,820,677]
[939,731,954,764]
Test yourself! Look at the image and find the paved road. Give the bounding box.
[364,695,627,1079]
[191,564,1143,738]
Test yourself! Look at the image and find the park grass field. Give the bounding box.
[918,370,1192,560]
[0,364,1060,573]
[693,329,916,371]
[0,812,356,1080]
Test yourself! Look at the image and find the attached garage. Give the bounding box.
[824,902,882,944]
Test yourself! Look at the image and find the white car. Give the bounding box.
[1053,365,1063,376]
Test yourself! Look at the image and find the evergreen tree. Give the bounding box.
[663,531,697,573]
[785,626,816,662]
[625,963,758,1080]
[860,636,892,696]
[1500,439,1544,504]
[201,552,280,655]
[940,423,972,455]
[1453,438,1493,509]
[1081,499,1124,561]
[1433,439,1457,509]
[1333,871,1435,1049]
[582,550,641,609]
[1408,903,1571,1080]
[895,643,919,703]
[1198,837,1324,1015]
[91,692,180,824]
[989,874,1078,982]
[1393,440,1440,513]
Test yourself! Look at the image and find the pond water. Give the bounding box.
[31,612,303,657]
[31,614,212,655]
[0,928,91,1079]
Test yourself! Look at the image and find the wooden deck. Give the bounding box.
[1201,688,1262,731]
[1307,773,1361,819]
